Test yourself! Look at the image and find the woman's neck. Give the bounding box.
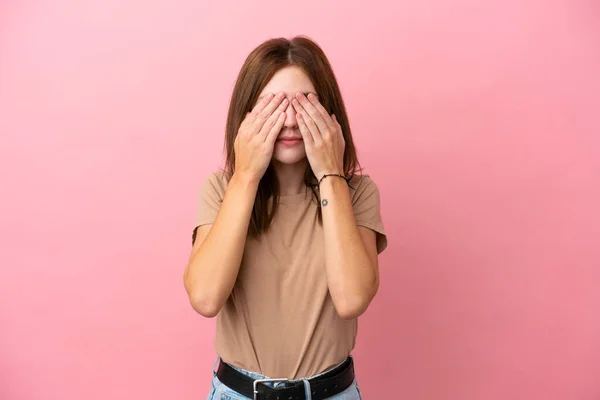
[271,158,309,196]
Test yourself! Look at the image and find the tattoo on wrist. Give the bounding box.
[321,199,329,207]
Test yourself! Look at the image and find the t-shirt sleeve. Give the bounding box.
[351,175,388,254]
[192,171,228,245]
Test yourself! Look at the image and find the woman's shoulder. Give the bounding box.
[346,173,380,192]
[344,173,383,207]
[207,169,232,184]
[200,169,233,197]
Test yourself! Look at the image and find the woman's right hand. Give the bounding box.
[233,92,288,182]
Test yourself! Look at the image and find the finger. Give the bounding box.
[249,93,275,119]
[265,110,286,146]
[253,92,286,130]
[294,93,330,137]
[293,100,322,144]
[238,111,253,133]
[332,114,345,145]
[259,98,289,139]
[307,93,337,132]
[296,112,315,148]
[332,114,342,136]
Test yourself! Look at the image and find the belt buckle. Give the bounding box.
[253,378,289,400]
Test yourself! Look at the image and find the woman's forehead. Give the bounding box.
[259,66,316,97]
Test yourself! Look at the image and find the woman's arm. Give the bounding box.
[290,92,382,320]
[319,177,380,320]
[183,174,258,317]
[184,92,287,317]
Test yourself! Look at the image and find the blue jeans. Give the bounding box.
[206,356,363,400]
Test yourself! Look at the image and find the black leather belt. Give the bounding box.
[215,357,355,400]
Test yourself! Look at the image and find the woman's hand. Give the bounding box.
[234,92,288,182]
[291,92,345,181]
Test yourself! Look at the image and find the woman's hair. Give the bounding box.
[224,35,361,237]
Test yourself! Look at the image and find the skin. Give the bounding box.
[257,66,315,195]
[184,66,380,320]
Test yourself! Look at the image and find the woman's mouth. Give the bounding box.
[277,137,303,146]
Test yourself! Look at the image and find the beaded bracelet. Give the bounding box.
[317,173,355,190]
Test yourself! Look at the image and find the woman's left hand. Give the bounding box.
[292,92,345,181]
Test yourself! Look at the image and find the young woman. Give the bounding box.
[184,36,387,400]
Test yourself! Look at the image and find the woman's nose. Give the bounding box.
[283,100,297,127]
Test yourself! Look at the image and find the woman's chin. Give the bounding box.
[272,148,307,165]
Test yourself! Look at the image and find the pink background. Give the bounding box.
[1,1,599,399]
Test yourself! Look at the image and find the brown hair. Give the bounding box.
[223,36,361,237]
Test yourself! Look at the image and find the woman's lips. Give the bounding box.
[277,137,303,146]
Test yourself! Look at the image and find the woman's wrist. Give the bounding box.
[230,172,261,198]
[232,171,261,188]
[318,173,349,194]
[317,172,347,187]
[316,170,344,181]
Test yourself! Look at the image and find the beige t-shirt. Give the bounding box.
[194,171,387,379]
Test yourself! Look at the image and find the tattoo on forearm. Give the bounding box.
[321,199,328,207]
